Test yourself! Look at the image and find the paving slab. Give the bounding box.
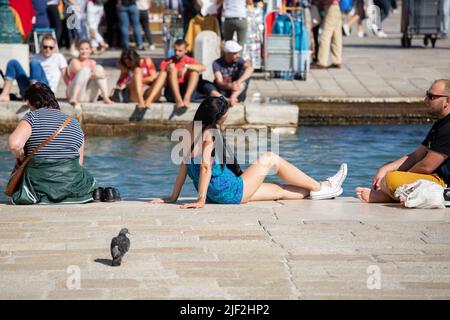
[1,197,450,299]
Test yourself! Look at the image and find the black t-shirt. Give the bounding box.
[212,57,245,84]
[421,113,450,184]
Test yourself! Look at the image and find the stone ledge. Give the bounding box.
[0,101,297,134]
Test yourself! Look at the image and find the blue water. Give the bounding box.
[0,125,430,203]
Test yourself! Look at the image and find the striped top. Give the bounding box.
[22,108,84,159]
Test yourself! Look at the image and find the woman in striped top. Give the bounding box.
[7,82,96,205]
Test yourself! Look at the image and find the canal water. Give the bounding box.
[0,124,430,203]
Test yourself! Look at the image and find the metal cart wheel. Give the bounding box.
[401,34,407,47]
[303,60,308,81]
[431,37,437,48]
[402,33,412,48]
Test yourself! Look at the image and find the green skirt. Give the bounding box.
[11,157,96,205]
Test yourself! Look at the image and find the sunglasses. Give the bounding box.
[43,45,54,50]
[426,90,449,100]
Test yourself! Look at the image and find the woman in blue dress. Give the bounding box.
[151,96,348,208]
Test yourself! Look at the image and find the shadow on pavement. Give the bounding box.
[94,258,113,266]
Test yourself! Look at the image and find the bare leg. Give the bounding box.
[0,80,13,102]
[67,67,91,105]
[129,68,145,107]
[182,71,200,108]
[208,89,233,105]
[144,71,167,108]
[167,64,184,108]
[92,65,113,104]
[249,182,310,202]
[347,15,360,29]
[241,151,322,203]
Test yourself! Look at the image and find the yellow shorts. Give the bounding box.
[385,171,446,198]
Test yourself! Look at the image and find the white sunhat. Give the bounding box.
[223,40,242,53]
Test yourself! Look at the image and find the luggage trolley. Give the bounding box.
[263,11,296,80]
[162,13,184,57]
[401,0,444,48]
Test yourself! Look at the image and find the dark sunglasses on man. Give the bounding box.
[426,90,449,100]
[43,45,54,50]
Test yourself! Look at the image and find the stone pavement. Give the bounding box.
[251,7,450,100]
[1,197,450,299]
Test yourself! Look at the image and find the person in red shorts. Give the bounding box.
[144,39,206,110]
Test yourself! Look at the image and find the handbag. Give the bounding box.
[4,115,73,197]
[110,88,130,103]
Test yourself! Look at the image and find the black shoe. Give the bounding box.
[93,187,104,202]
[103,187,121,202]
[129,105,147,121]
[112,187,121,201]
[444,188,450,206]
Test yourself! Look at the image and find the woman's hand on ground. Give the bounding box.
[149,197,176,204]
[180,201,205,209]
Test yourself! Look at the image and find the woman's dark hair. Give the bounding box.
[23,82,60,110]
[119,48,141,69]
[77,39,91,49]
[192,96,242,176]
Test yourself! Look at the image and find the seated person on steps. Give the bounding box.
[203,40,254,106]
[114,48,158,108]
[65,40,113,105]
[144,39,206,110]
[0,34,67,102]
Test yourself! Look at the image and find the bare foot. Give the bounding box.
[355,187,371,203]
[182,98,190,109]
[355,187,393,203]
[175,99,184,109]
[0,94,10,102]
[229,96,238,106]
[103,97,114,104]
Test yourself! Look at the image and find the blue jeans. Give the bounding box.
[443,0,450,35]
[4,60,49,97]
[118,4,143,49]
[374,0,391,22]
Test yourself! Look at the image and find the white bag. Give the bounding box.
[394,179,446,209]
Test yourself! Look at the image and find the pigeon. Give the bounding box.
[110,228,131,266]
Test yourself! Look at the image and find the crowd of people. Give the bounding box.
[9,0,449,74]
[0,34,254,111]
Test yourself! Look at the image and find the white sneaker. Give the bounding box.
[376,30,388,38]
[327,163,348,190]
[149,44,155,51]
[343,23,350,37]
[310,186,344,200]
[357,30,365,38]
[309,163,348,200]
[371,23,379,35]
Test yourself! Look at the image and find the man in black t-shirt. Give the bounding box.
[355,79,450,203]
[202,40,254,106]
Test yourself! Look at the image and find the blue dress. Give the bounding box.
[185,155,244,204]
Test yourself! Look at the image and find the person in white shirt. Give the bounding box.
[0,34,68,102]
[218,0,253,47]
[87,0,109,54]
[137,0,155,50]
